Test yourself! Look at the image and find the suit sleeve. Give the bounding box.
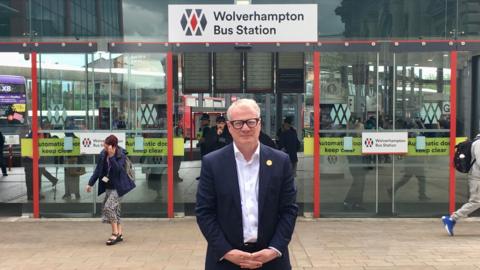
[268,154,298,254]
[88,153,103,186]
[195,156,233,261]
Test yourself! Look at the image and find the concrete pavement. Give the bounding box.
[1,217,480,269]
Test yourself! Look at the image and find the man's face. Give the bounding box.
[216,121,226,130]
[201,119,210,126]
[227,105,261,147]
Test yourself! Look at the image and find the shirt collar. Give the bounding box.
[233,142,260,163]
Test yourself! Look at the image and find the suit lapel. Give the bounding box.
[258,144,270,220]
[224,144,242,214]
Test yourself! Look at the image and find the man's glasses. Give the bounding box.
[228,118,260,129]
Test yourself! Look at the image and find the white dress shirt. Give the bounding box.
[233,142,260,243]
[227,143,282,258]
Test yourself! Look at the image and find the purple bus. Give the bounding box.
[0,75,27,125]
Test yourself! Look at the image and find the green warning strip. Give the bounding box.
[21,138,185,157]
[304,137,465,156]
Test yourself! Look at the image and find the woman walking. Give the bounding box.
[85,135,135,245]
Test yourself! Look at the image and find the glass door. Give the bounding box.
[319,51,380,216]
[173,49,311,216]
[36,51,170,217]
[0,52,32,215]
[455,50,480,216]
[37,53,94,216]
[318,43,457,217]
[387,51,452,216]
[102,52,169,217]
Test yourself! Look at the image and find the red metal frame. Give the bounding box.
[449,51,457,214]
[313,51,320,218]
[107,39,478,46]
[167,52,174,218]
[190,110,195,161]
[19,40,465,219]
[31,52,40,218]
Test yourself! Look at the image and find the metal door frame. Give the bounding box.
[0,42,97,218]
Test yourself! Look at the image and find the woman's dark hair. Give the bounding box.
[104,135,118,147]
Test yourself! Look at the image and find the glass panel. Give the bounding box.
[391,52,451,216]
[456,51,478,215]
[242,54,307,216]
[458,0,480,40]
[253,0,455,40]
[277,52,311,216]
[0,0,462,41]
[0,53,31,213]
[104,52,169,217]
[214,53,242,92]
[246,52,273,93]
[319,52,379,216]
[91,52,111,130]
[174,51,230,214]
[34,52,169,217]
[0,0,28,39]
[183,53,210,93]
[31,0,65,36]
[37,53,92,215]
[174,52,308,216]
[121,0,234,41]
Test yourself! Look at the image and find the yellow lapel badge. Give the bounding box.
[266,160,273,166]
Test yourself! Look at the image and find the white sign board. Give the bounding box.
[79,133,126,155]
[4,135,19,145]
[168,4,317,42]
[362,132,408,154]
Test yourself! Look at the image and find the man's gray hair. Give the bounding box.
[226,99,261,120]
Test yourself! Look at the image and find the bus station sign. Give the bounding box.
[79,133,126,155]
[169,4,317,43]
[362,132,408,154]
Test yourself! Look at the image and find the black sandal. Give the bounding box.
[106,234,121,246]
[118,234,123,242]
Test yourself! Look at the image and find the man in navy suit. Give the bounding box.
[196,99,298,269]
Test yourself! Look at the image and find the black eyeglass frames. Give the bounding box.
[228,118,260,129]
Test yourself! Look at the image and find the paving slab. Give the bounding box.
[1,217,480,269]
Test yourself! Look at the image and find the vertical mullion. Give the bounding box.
[31,51,40,218]
[167,52,174,218]
[313,51,320,218]
[449,51,457,214]
[375,52,379,214]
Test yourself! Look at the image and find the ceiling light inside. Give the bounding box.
[236,0,250,5]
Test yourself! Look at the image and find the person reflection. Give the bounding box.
[277,116,301,177]
[344,117,370,211]
[23,130,59,200]
[173,122,184,182]
[388,118,430,201]
[204,115,232,155]
[141,124,165,200]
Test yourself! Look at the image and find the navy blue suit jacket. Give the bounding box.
[196,143,298,270]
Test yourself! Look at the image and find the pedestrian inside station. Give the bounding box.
[1,0,480,219]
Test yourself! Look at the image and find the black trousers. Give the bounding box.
[0,152,6,175]
[240,242,262,253]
